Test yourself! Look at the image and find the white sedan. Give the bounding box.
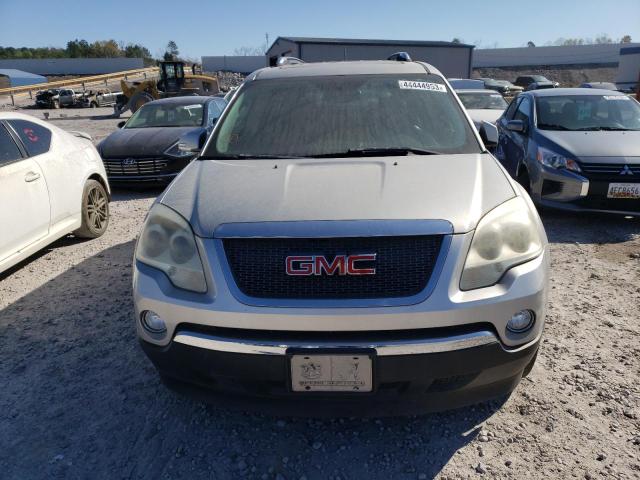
[0,112,110,274]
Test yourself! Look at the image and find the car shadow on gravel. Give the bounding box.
[541,209,640,244]
[0,241,506,480]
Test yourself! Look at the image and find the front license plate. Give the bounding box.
[607,183,640,199]
[290,354,373,392]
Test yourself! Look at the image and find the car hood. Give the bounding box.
[538,130,640,158]
[467,109,504,127]
[160,154,516,237]
[99,126,204,157]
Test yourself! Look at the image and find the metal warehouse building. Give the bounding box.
[473,43,640,68]
[266,37,474,78]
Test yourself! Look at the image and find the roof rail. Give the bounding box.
[277,56,305,66]
[387,52,412,62]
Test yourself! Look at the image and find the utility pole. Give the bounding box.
[265,33,270,53]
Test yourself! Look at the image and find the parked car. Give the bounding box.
[133,57,548,414]
[79,89,121,108]
[34,88,62,108]
[477,78,523,96]
[456,89,509,128]
[98,96,226,185]
[0,112,110,274]
[496,88,640,215]
[579,82,618,91]
[515,75,559,90]
[57,89,84,108]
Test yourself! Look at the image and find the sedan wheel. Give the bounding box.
[74,179,109,238]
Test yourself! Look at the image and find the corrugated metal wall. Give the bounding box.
[298,44,472,77]
[616,47,640,87]
[0,58,144,75]
[201,56,266,74]
[473,44,640,68]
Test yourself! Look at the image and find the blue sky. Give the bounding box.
[1,0,639,59]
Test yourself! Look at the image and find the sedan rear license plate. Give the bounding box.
[290,354,373,392]
[607,183,640,199]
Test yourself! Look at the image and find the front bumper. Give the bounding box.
[141,327,540,414]
[529,165,640,216]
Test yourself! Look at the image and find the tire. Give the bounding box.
[74,180,109,239]
[129,92,154,113]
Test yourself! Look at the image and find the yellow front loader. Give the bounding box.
[113,61,220,117]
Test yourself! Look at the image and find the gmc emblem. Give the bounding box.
[286,254,377,276]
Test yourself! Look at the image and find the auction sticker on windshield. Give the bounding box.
[607,183,640,199]
[398,80,446,92]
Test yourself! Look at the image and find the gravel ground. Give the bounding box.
[0,107,639,480]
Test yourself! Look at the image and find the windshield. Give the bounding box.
[125,103,204,128]
[201,74,481,159]
[458,92,508,110]
[536,95,640,131]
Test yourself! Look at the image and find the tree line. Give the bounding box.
[0,39,154,64]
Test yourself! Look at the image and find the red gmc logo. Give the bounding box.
[286,254,377,276]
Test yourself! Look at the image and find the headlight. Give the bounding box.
[536,146,581,172]
[164,141,195,158]
[461,197,543,290]
[135,204,207,293]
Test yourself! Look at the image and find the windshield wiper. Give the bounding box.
[312,147,441,158]
[537,123,570,131]
[572,126,639,131]
[591,126,639,131]
[201,154,308,160]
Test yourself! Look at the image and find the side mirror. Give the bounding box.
[481,121,499,147]
[506,119,526,133]
[117,121,126,129]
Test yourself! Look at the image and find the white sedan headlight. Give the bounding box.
[136,204,207,293]
[461,197,543,290]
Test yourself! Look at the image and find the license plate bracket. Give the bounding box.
[289,351,374,393]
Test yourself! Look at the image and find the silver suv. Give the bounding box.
[133,57,549,413]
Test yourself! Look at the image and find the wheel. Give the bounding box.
[74,180,109,238]
[129,92,154,113]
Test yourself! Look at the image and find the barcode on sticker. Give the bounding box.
[398,80,447,92]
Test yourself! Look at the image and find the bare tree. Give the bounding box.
[621,35,632,43]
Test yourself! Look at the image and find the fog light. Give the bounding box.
[507,310,535,333]
[141,310,166,334]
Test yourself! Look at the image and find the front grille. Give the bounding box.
[223,235,444,300]
[102,157,169,176]
[580,162,640,179]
